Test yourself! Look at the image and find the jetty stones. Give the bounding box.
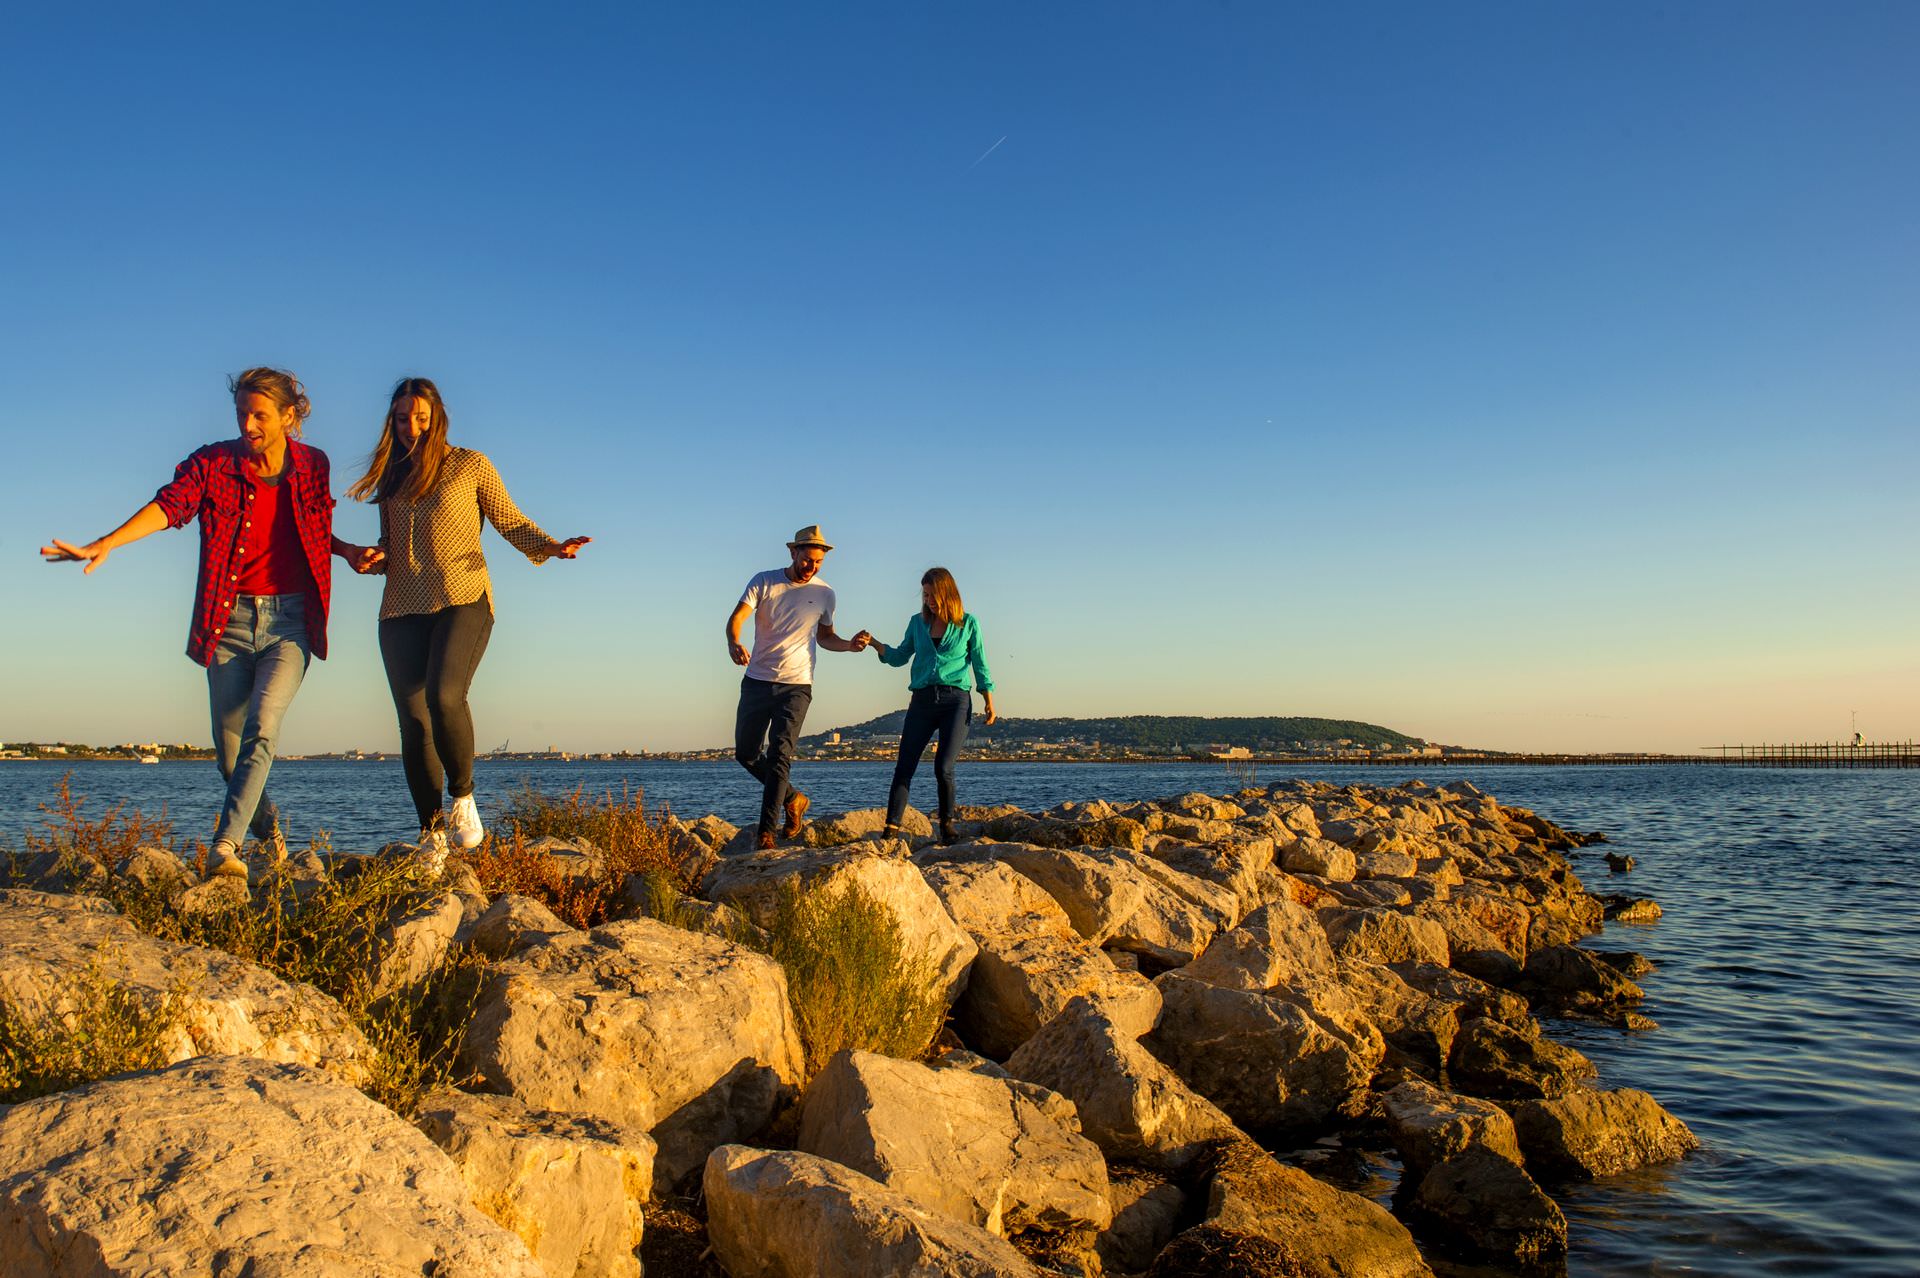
[1510,1087,1699,1179]
[460,916,803,1185]
[0,1056,542,1278]
[704,1145,1044,1278]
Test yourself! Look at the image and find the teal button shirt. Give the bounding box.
[879,613,994,693]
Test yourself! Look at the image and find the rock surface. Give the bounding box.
[0,889,369,1083]
[1005,995,1238,1170]
[461,916,803,1186]
[0,1056,543,1278]
[1203,1138,1435,1278]
[414,1088,654,1278]
[703,1145,1043,1278]
[1510,1087,1699,1179]
[797,1049,1111,1239]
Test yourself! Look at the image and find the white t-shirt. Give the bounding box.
[739,569,836,685]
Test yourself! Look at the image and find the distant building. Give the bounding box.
[1211,746,1252,760]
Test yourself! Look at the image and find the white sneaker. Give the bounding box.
[417,828,450,875]
[448,795,485,850]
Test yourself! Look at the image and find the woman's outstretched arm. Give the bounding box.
[39,502,169,574]
[474,454,590,562]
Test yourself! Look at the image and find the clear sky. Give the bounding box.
[2,2,1914,754]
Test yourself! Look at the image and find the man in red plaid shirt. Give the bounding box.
[41,368,383,881]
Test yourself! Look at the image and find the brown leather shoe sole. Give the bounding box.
[781,791,810,840]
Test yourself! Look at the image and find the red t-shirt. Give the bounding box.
[234,469,316,597]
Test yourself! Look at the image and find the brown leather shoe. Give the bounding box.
[755,831,777,851]
[781,790,810,840]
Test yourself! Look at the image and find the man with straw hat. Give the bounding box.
[725,525,871,848]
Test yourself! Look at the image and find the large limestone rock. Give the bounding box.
[1509,1087,1699,1179]
[984,811,1148,853]
[704,1145,1044,1278]
[1278,837,1357,881]
[0,889,368,1083]
[1202,1138,1434,1278]
[1448,1017,1596,1101]
[1148,971,1383,1133]
[365,889,469,997]
[0,1056,542,1278]
[1005,995,1239,1170]
[921,859,1159,1058]
[461,916,804,1186]
[797,1050,1111,1239]
[1516,943,1646,1018]
[988,842,1231,969]
[1099,1171,1187,1274]
[701,844,976,1005]
[806,806,933,844]
[1401,1146,1567,1264]
[468,893,575,959]
[1380,1077,1520,1178]
[1320,907,1450,968]
[414,1088,654,1278]
[1145,836,1277,912]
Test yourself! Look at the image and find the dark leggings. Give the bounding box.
[379,599,494,829]
[886,685,972,828]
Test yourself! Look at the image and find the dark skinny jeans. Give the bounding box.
[736,676,813,835]
[379,598,494,830]
[886,684,972,829]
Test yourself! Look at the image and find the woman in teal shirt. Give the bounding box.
[871,567,996,843]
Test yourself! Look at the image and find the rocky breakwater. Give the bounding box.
[0,776,1693,1277]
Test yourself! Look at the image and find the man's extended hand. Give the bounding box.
[40,538,110,574]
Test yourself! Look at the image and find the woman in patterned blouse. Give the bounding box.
[347,377,589,862]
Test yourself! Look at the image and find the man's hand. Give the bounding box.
[728,639,751,667]
[850,630,873,652]
[982,694,998,726]
[40,538,110,574]
[548,536,592,559]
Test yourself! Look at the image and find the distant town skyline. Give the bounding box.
[3,3,1914,755]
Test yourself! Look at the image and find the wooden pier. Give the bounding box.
[1702,742,1917,769]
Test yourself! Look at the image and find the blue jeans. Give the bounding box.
[206,594,310,848]
[736,676,812,835]
[886,685,972,829]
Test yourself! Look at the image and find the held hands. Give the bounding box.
[849,630,874,652]
[344,544,386,575]
[548,536,592,560]
[39,539,110,574]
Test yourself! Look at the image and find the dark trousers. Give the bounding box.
[379,599,494,829]
[887,685,972,828]
[735,676,812,835]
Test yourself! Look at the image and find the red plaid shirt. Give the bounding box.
[152,439,336,666]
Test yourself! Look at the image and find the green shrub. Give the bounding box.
[758,878,946,1079]
[0,954,186,1103]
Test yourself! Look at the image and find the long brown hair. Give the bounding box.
[229,367,310,438]
[347,377,451,503]
[921,567,965,627]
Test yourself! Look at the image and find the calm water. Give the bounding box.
[4,759,1917,1277]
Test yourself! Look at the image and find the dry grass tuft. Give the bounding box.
[758,877,947,1079]
[461,783,707,930]
[0,953,186,1104]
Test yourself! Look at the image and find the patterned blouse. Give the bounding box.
[376,448,555,619]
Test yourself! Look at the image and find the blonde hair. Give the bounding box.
[229,367,310,438]
[921,567,965,626]
[347,377,451,504]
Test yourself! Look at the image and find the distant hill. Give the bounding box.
[801,713,1423,751]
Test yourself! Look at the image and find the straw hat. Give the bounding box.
[787,525,833,551]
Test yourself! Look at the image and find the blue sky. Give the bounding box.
[2,1,1914,754]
